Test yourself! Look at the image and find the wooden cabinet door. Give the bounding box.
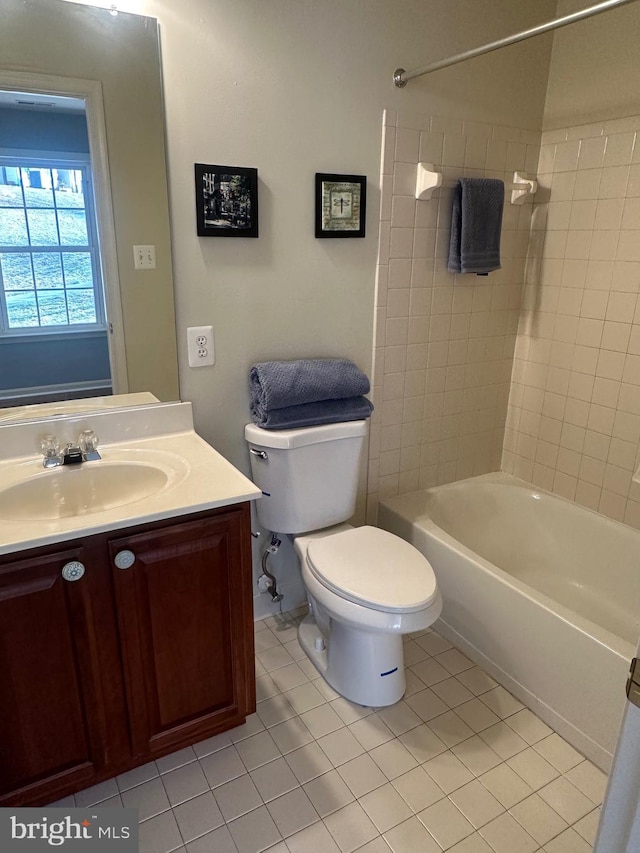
[110,506,255,758]
[0,544,108,804]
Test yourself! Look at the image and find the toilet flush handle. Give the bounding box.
[249,448,268,460]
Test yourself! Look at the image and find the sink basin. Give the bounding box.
[0,457,182,521]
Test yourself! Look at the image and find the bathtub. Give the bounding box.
[378,472,640,771]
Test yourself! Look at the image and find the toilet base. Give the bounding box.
[298,613,406,707]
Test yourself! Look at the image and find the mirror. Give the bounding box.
[0,0,180,422]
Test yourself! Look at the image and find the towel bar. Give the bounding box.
[415,162,538,205]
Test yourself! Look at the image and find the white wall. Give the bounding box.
[138,0,555,616]
[145,0,554,466]
[544,0,640,130]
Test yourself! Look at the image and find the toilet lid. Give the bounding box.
[306,526,438,614]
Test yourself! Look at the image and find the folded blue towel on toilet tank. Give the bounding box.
[249,358,373,429]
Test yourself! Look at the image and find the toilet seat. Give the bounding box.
[306,526,438,614]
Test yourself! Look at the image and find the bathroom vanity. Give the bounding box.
[0,401,260,806]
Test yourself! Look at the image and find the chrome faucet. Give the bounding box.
[41,429,101,468]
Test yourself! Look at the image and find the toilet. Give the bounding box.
[245,419,441,707]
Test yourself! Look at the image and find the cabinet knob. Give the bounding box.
[61,561,85,582]
[114,550,136,570]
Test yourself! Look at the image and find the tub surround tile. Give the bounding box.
[68,621,606,853]
[505,114,640,528]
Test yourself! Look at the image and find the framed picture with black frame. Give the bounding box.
[195,163,259,237]
[315,173,366,238]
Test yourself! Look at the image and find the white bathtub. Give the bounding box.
[379,472,640,771]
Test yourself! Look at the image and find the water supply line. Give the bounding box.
[259,533,283,602]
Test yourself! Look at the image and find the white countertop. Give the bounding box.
[0,402,261,555]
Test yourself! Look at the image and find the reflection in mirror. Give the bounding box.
[0,90,113,405]
[0,0,180,423]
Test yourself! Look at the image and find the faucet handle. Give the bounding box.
[41,434,63,468]
[40,434,61,458]
[78,429,99,454]
[78,428,101,461]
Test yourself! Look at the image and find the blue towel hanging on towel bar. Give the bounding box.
[447,178,504,275]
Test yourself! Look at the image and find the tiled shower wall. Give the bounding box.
[503,115,640,527]
[366,110,540,524]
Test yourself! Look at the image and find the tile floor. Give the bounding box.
[52,610,607,853]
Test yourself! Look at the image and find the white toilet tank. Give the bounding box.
[245,420,367,534]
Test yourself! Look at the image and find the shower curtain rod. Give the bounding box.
[394,0,639,87]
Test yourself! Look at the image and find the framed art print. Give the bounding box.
[195,163,258,237]
[315,173,366,238]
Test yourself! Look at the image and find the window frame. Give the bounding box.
[0,153,107,337]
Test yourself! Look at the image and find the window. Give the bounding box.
[0,158,105,334]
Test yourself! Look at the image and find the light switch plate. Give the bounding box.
[133,245,156,270]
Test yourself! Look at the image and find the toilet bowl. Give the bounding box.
[244,419,442,707]
[293,524,441,706]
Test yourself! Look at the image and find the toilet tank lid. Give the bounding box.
[245,420,368,449]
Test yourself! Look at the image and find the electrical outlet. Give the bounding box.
[187,325,214,367]
[133,244,156,270]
